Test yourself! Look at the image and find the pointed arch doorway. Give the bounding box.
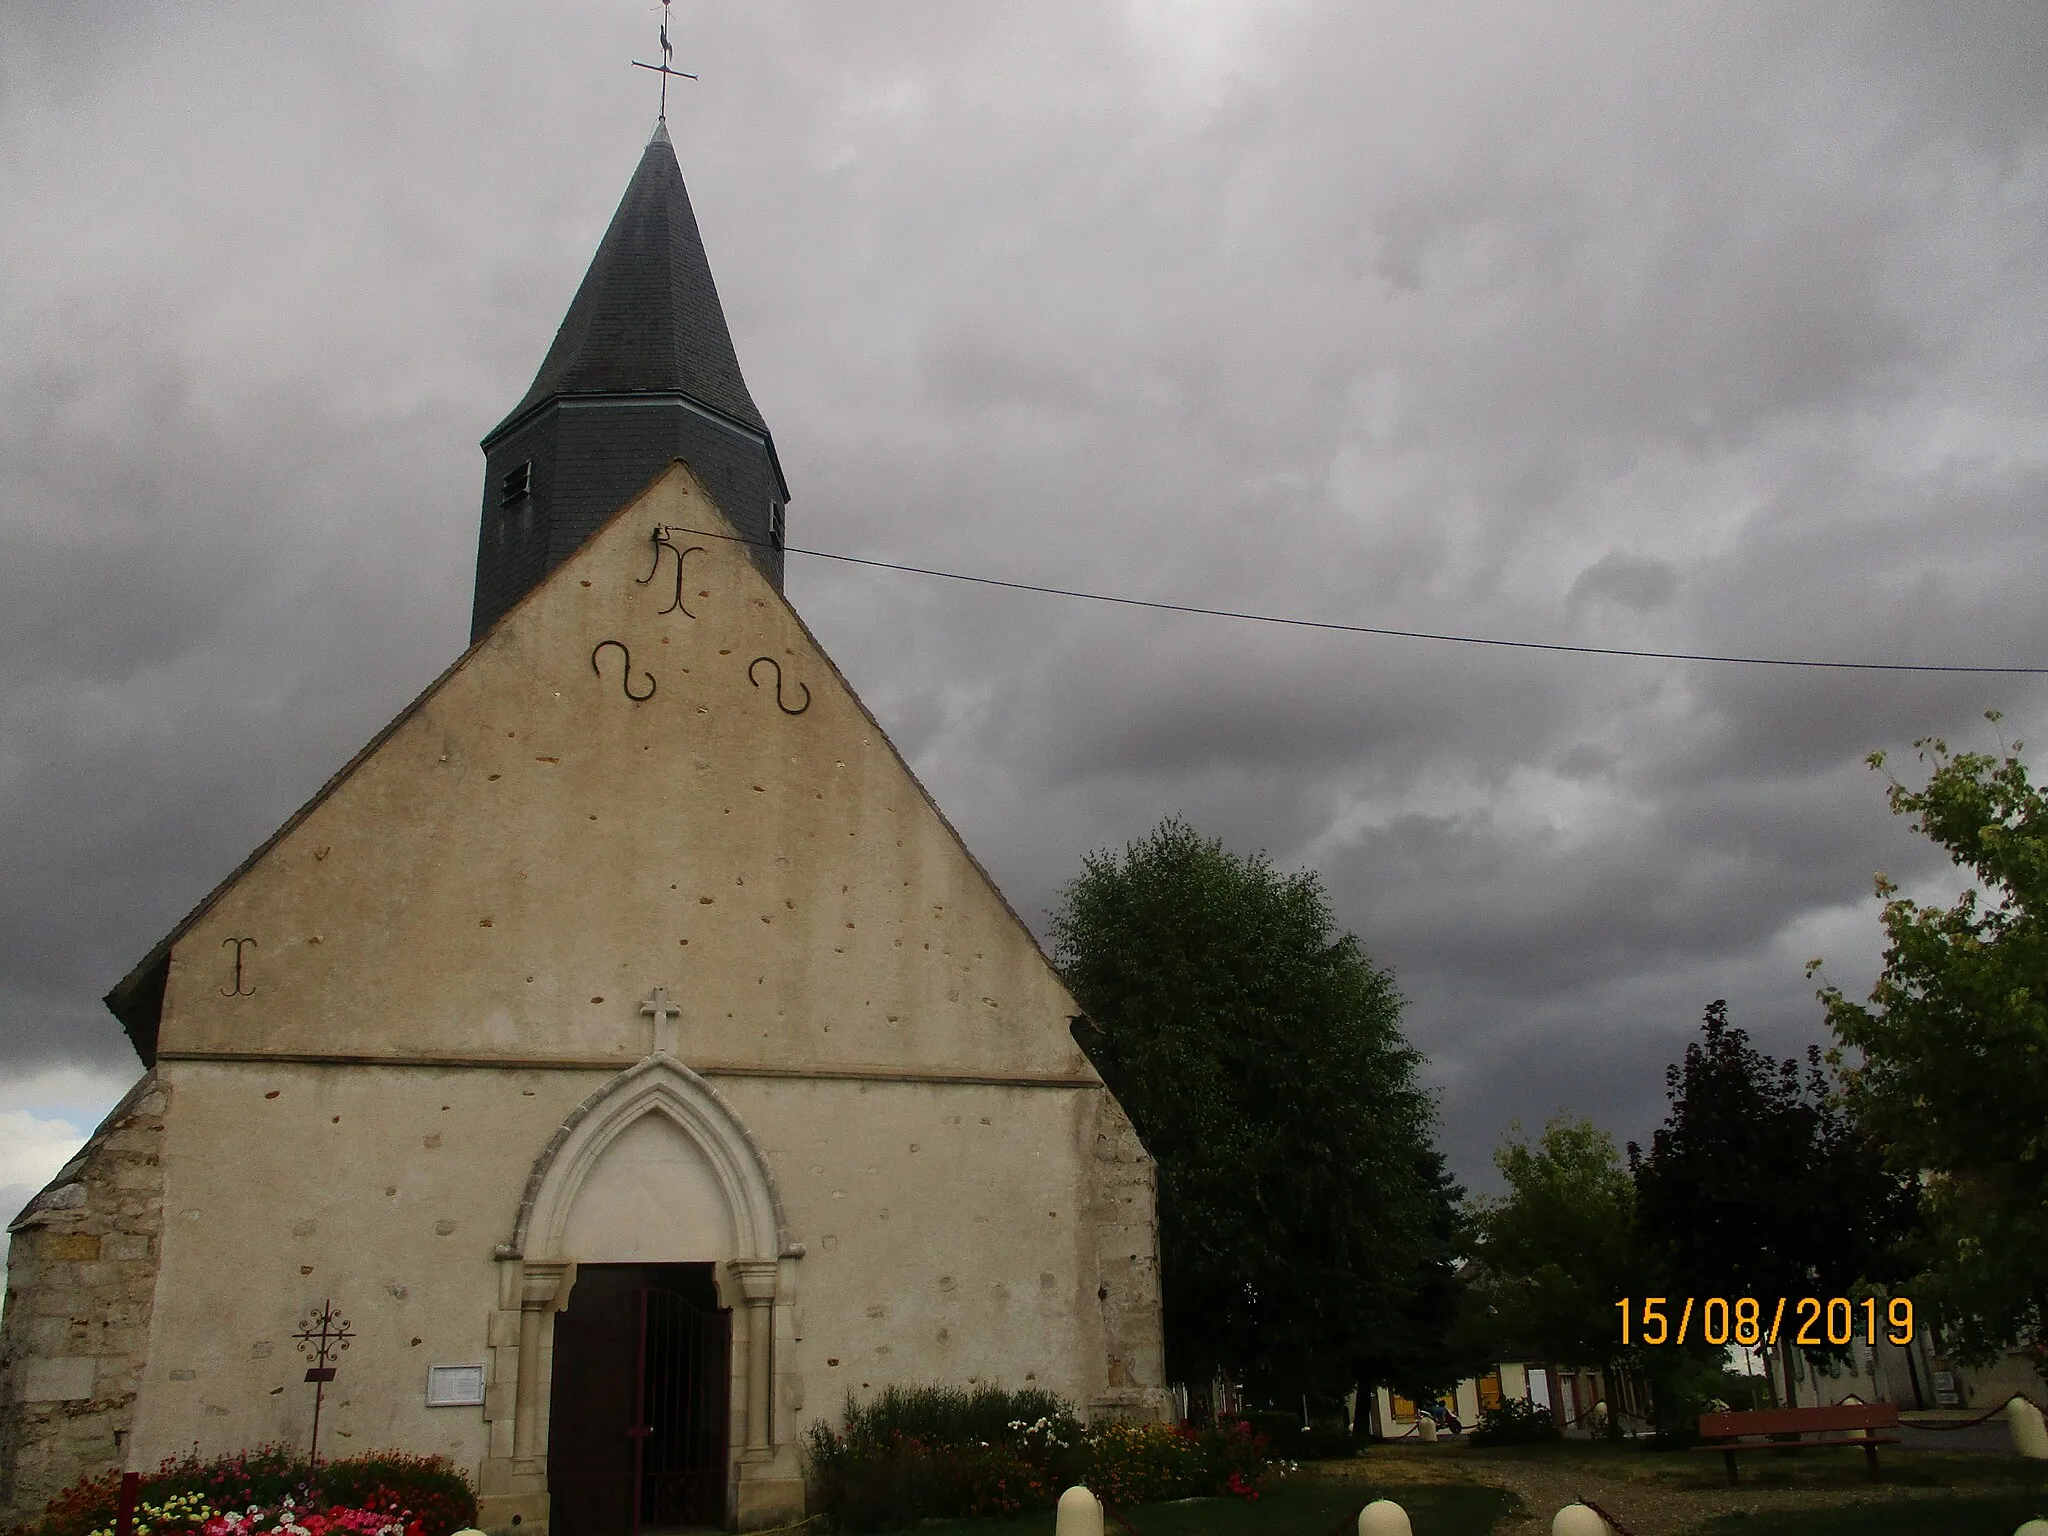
[487,1056,800,1534]
[547,1263,731,1536]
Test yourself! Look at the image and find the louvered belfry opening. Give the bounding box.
[472,121,788,641]
[547,1263,733,1536]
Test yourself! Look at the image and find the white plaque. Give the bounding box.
[426,1363,486,1407]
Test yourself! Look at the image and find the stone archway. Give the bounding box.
[514,1054,788,1267]
[481,1055,801,1533]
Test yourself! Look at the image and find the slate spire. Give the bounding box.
[471,121,788,640]
[503,120,766,435]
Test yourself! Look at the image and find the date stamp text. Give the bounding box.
[1615,1296,1913,1348]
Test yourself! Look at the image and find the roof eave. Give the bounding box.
[98,632,500,1071]
[104,951,169,1068]
[480,389,790,503]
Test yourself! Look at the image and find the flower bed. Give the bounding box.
[803,1386,1272,1532]
[14,1449,475,1536]
[96,1494,417,1536]
[1082,1420,1267,1509]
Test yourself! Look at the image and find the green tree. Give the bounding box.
[1628,1001,1917,1441]
[1816,724,2048,1372]
[1630,1001,1914,1317]
[1051,817,1461,1402]
[1458,1116,1641,1391]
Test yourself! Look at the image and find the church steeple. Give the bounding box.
[471,121,788,641]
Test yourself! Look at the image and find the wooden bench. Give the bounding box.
[1693,1402,1902,1485]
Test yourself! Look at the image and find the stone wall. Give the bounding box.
[1084,1092,1170,1422]
[0,1073,166,1526]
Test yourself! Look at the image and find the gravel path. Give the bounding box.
[1318,1443,2027,1535]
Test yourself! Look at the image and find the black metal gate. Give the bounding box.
[549,1265,731,1536]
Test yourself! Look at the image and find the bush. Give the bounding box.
[13,1448,476,1536]
[804,1387,1076,1532]
[1296,1421,1364,1460]
[1713,1370,1773,1412]
[1643,1352,1738,1449]
[312,1454,474,1536]
[1239,1411,1359,1461]
[804,1431,1050,1531]
[1467,1397,1562,1447]
[1082,1422,1201,1507]
[838,1384,1080,1453]
[802,1387,1272,1532]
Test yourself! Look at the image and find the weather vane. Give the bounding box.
[633,0,698,120]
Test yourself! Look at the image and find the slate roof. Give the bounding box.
[489,120,768,443]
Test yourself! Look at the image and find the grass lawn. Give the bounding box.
[907,1473,1515,1536]
[1695,1490,2047,1534]
[1410,1437,2033,1491]
[867,1445,2035,1536]
[1331,1438,2041,1534]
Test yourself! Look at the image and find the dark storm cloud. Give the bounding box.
[1567,554,1679,618]
[3,1,2046,1206]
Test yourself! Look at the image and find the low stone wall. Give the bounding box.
[0,1073,167,1527]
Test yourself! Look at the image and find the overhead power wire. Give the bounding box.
[661,525,2048,676]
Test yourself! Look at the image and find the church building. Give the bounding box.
[0,118,1169,1534]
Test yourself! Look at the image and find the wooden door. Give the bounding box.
[549,1267,643,1536]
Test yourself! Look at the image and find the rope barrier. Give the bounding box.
[1575,1496,1639,1536]
[1555,1401,1612,1431]
[1902,1391,2047,1431]
[1099,1495,1144,1536]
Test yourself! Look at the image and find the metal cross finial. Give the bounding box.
[633,0,698,120]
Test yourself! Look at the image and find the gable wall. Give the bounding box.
[156,466,1084,1082]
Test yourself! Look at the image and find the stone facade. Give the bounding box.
[1084,1093,1166,1418]
[0,1075,168,1525]
[0,466,1169,1533]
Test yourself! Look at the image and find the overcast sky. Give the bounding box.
[5,3,2046,1239]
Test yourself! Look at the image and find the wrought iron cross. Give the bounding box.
[633,0,698,119]
[293,1299,353,1470]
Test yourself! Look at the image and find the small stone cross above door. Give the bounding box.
[641,986,682,1056]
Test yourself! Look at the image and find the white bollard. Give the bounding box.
[1415,1414,1437,1442]
[1357,1499,1412,1536]
[1056,1485,1104,1536]
[1552,1504,1613,1536]
[2008,1396,2048,1461]
[2011,1520,2048,1536]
